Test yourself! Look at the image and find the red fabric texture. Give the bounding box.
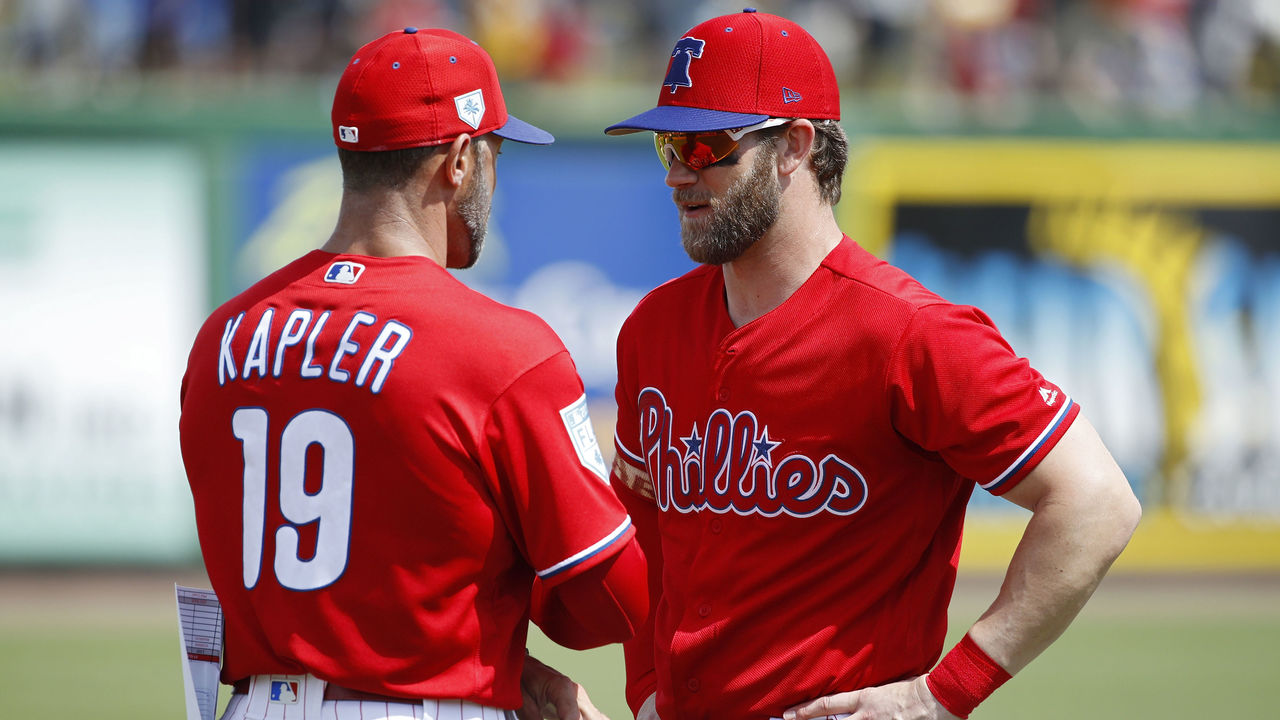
[925,634,1013,718]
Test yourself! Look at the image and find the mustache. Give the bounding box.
[673,189,714,205]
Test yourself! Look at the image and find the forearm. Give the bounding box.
[964,418,1141,674]
[967,492,1135,673]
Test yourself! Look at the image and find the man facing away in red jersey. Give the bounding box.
[600,9,1141,720]
[179,27,647,720]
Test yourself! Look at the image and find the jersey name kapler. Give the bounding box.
[637,387,868,518]
[217,307,412,393]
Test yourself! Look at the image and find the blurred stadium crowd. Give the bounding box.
[2,0,1278,125]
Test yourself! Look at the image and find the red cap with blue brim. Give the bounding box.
[333,27,553,151]
[605,8,840,135]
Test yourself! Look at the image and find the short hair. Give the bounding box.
[759,119,848,205]
[338,145,439,193]
[808,119,848,206]
[337,140,485,193]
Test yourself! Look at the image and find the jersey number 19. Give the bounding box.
[232,407,354,591]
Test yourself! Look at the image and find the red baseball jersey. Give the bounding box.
[612,237,1079,720]
[180,251,633,708]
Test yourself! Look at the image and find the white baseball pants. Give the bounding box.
[220,674,517,720]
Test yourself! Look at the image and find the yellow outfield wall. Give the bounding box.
[960,510,1280,572]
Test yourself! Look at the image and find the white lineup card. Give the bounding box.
[176,584,224,720]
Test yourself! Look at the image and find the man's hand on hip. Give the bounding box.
[782,676,961,720]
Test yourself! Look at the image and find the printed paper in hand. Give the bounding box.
[176,584,224,720]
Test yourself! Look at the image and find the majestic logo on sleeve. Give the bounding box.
[636,388,868,517]
[664,37,706,93]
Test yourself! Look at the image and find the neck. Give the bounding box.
[721,203,843,327]
[322,188,448,265]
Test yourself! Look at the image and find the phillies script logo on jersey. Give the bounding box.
[637,388,868,518]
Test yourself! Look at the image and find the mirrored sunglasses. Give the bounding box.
[654,118,792,170]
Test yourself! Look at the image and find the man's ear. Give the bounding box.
[443,134,474,189]
[776,120,815,178]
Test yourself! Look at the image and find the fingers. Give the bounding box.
[535,677,582,720]
[782,691,859,720]
[536,676,611,720]
[570,684,612,720]
[515,697,541,720]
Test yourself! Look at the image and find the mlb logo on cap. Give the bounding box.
[606,8,840,135]
[325,261,365,284]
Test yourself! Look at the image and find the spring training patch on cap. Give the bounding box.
[338,125,359,143]
[454,89,485,130]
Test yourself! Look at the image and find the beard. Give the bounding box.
[675,144,781,265]
[454,157,492,269]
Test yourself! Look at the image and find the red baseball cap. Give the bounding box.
[333,27,553,151]
[605,8,839,135]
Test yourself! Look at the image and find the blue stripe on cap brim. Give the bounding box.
[605,106,770,135]
[493,114,554,144]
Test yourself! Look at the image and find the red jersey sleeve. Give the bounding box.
[479,351,634,585]
[886,303,1080,495]
[528,536,648,650]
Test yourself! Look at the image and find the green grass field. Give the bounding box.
[1,570,1275,719]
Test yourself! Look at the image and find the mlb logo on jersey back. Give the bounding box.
[269,678,300,704]
[324,261,365,284]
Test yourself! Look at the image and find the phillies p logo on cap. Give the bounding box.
[664,37,706,94]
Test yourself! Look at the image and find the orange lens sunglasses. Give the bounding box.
[654,118,791,170]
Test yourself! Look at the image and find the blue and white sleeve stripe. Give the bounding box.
[536,517,633,579]
[982,397,1075,493]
